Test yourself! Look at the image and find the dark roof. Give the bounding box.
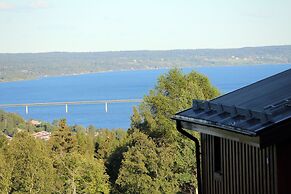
[174,69,291,146]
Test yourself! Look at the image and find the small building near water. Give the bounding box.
[173,69,291,194]
[28,119,42,126]
[32,131,51,141]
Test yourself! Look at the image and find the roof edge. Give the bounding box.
[173,114,257,136]
[173,115,261,147]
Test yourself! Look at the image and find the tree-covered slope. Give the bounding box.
[0,45,290,82]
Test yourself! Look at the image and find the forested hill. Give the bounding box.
[0,45,290,82]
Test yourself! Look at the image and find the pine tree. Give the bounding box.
[49,119,77,155]
[7,132,56,193]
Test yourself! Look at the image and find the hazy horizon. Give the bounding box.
[0,44,290,54]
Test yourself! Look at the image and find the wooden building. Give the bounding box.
[173,69,291,194]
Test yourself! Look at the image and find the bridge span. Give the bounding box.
[0,99,143,114]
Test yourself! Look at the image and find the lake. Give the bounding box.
[0,64,290,129]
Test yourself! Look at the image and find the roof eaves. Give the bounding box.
[173,114,257,136]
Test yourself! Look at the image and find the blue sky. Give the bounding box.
[0,0,290,53]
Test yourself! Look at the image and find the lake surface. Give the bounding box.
[0,64,290,129]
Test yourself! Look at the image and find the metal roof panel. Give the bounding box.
[175,69,291,136]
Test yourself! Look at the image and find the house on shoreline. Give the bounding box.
[174,69,291,194]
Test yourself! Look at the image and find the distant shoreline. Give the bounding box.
[1,45,290,83]
[1,63,290,84]
[1,64,290,129]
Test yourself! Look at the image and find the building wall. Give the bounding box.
[277,139,291,194]
[201,134,278,194]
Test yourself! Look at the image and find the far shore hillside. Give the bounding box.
[0,45,290,82]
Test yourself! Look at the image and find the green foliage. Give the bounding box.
[132,69,219,142]
[36,121,55,132]
[87,125,97,136]
[49,119,77,155]
[7,132,56,193]
[0,149,11,193]
[0,68,220,193]
[52,152,110,194]
[116,130,179,194]
[0,133,8,150]
[0,110,55,136]
[71,124,86,133]
[95,129,127,160]
[128,69,219,193]
[47,120,110,194]
[74,154,110,194]
[76,130,95,157]
[95,129,128,186]
[0,112,112,193]
[0,110,25,136]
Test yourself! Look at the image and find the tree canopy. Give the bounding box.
[125,69,219,193]
[0,68,219,193]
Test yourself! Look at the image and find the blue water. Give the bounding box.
[0,64,290,129]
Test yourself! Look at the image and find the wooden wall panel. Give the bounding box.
[201,134,278,194]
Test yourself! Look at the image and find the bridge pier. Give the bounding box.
[25,105,29,114]
[105,102,108,113]
[65,104,68,113]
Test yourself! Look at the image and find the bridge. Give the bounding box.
[0,99,143,114]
